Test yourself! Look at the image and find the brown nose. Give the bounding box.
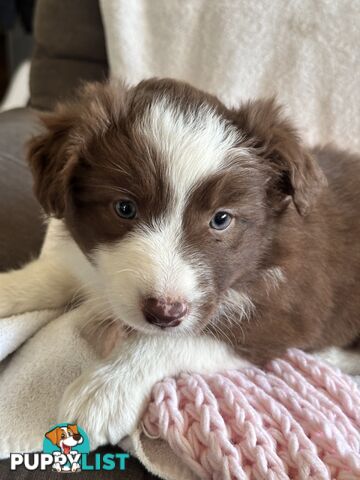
[73,434,81,441]
[142,297,188,328]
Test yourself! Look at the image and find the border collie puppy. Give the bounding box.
[1,79,359,447]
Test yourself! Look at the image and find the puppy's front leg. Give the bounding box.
[314,346,360,375]
[59,333,250,449]
[0,219,89,317]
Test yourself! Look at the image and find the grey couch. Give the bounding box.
[0,1,156,478]
[0,0,108,271]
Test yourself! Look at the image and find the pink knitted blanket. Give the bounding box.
[142,349,360,479]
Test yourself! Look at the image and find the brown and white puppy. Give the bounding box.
[0,78,359,447]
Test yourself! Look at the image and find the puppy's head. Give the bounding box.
[28,79,326,335]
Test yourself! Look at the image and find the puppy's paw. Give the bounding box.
[0,271,38,317]
[58,370,110,449]
[0,274,17,318]
[59,365,146,449]
[314,347,360,375]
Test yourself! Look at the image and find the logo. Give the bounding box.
[43,424,89,472]
[10,423,129,473]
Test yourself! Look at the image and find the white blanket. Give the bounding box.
[0,306,96,458]
[100,0,360,152]
[0,305,203,480]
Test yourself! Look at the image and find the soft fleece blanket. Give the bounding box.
[100,0,360,152]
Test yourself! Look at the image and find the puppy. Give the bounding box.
[1,78,359,447]
[45,424,82,472]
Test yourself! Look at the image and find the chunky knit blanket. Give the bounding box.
[140,349,360,480]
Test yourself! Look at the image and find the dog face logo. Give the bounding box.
[43,424,89,472]
[45,424,83,455]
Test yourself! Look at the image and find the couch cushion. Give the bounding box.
[30,0,108,110]
[0,108,45,271]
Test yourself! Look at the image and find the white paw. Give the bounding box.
[0,275,17,318]
[314,347,360,375]
[59,364,148,449]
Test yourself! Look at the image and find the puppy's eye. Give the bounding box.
[210,211,233,230]
[114,200,137,220]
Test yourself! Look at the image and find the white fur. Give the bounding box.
[138,98,246,199]
[0,220,88,317]
[59,332,250,448]
[210,289,255,345]
[218,289,254,322]
[314,347,360,375]
[94,222,206,334]
[262,266,286,295]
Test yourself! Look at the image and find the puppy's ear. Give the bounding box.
[27,107,78,218]
[27,80,128,218]
[236,98,327,215]
[45,427,61,445]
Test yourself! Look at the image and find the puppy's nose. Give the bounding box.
[73,434,81,441]
[142,297,188,328]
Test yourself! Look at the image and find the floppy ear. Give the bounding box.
[27,80,128,218]
[27,107,79,218]
[235,99,327,215]
[45,427,61,445]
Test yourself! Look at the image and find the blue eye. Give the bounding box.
[210,211,233,230]
[114,200,137,219]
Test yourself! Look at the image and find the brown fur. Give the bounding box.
[28,79,360,365]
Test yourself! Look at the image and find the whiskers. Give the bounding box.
[208,289,256,348]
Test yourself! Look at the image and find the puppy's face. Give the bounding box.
[29,79,326,335]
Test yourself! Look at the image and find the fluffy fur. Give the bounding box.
[0,78,359,447]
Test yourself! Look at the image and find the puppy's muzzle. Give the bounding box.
[142,297,188,328]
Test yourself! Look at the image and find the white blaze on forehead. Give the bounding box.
[137,97,242,202]
[129,98,242,297]
[98,220,202,303]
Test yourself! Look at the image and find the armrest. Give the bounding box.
[0,108,45,271]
